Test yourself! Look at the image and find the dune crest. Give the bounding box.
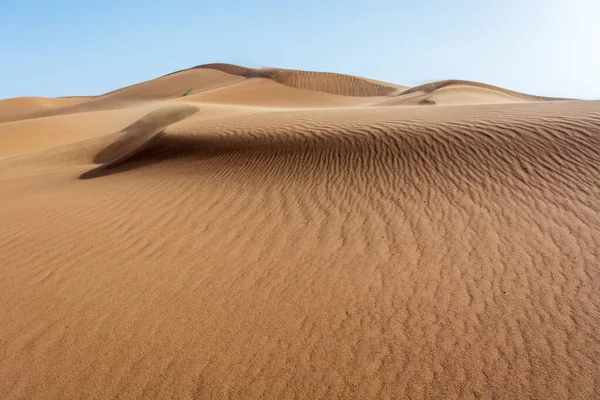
[93,105,199,166]
[0,68,241,124]
[376,79,568,106]
[176,63,404,97]
[0,63,598,399]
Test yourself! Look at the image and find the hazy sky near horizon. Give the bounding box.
[1,0,599,99]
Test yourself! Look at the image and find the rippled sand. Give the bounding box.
[1,64,599,399]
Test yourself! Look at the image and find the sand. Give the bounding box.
[0,64,599,399]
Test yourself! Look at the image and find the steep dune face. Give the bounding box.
[0,64,598,399]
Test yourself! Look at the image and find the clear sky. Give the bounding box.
[1,0,598,100]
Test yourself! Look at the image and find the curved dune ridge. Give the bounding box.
[399,79,564,99]
[0,68,242,124]
[377,79,569,106]
[169,63,404,97]
[0,64,599,399]
[175,78,386,108]
[0,64,567,125]
[92,105,199,167]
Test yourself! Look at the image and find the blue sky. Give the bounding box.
[1,0,598,99]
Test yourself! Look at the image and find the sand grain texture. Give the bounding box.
[0,64,599,399]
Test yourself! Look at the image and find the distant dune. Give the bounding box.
[165,63,406,96]
[386,79,570,106]
[0,96,91,122]
[0,64,598,399]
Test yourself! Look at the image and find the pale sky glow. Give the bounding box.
[1,0,598,99]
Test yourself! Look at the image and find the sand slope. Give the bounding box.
[377,79,567,106]
[0,96,91,122]
[0,64,599,399]
[0,68,244,124]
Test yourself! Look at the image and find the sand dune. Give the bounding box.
[87,105,199,173]
[377,79,567,106]
[0,106,163,157]
[170,63,406,96]
[0,64,599,399]
[0,68,243,124]
[0,96,91,122]
[179,78,384,108]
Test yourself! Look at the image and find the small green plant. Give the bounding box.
[183,89,192,96]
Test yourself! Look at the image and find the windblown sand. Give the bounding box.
[1,64,599,399]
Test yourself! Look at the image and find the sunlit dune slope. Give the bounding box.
[167,63,407,96]
[0,68,244,124]
[377,79,568,106]
[0,63,598,400]
[0,96,91,121]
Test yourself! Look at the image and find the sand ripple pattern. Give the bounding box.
[0,69,598,399]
